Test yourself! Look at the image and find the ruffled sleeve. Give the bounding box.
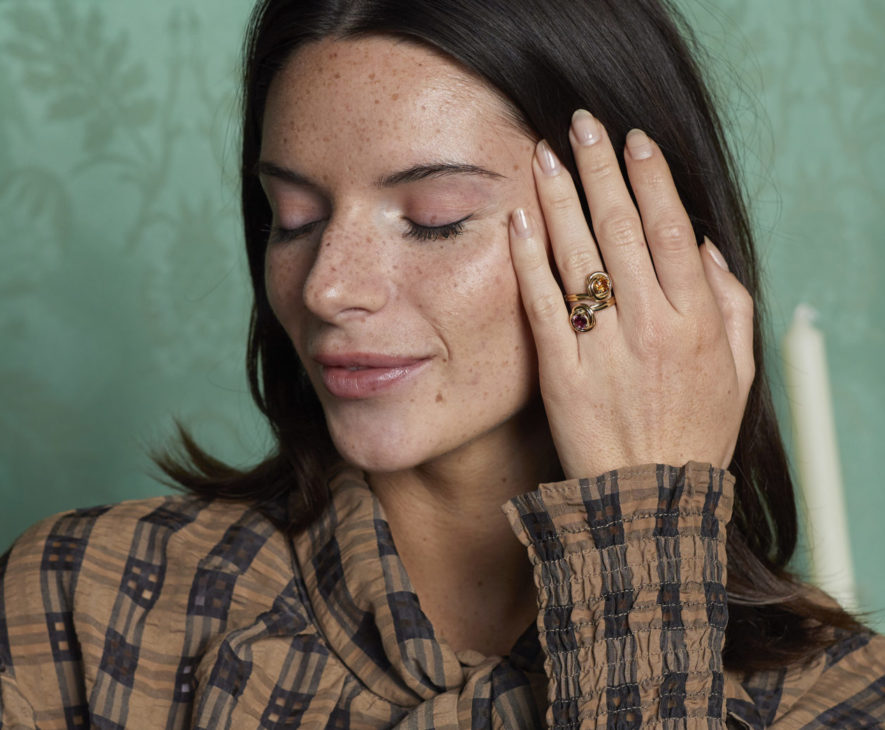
[503,462,734,729]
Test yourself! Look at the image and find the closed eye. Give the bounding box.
[404,215,471,242]
[268,220,322,243]
[268,214,472,244]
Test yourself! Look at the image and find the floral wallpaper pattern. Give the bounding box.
[1,1,883,626]
[0,0,260,539]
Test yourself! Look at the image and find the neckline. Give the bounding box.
[290,467,544,704]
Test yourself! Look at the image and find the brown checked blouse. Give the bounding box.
[1,463,884,728]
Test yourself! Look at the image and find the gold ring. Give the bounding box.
[565,272,615,333]
[569,304,596,332]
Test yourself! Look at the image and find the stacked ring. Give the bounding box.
[565,272,616,333]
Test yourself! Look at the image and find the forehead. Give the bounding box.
[260,36,528,172]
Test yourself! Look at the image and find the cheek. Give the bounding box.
[420,220,534,371]
[264,246,310,332]
[465,224,537,388]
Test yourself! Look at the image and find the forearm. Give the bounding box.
[504,462,733,729]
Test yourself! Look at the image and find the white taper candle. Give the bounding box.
[782,304,856,608]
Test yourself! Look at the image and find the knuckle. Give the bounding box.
[529,292,564,321]
[634,318,667,355]
[560,248,598,277]
[723,286,754,321]
[642,169,669,189]
[597,214,642,248]
[738,286,755,316]
[546,192,575,216]
[649,219,693,252]
[582,152,616,179]
[518,258,549,281]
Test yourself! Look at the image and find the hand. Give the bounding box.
[509,110,754,480]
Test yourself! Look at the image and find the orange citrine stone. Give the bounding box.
[588,274,611,299]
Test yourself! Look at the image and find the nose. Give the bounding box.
[302,217,390,322]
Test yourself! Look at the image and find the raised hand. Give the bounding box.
[509,110,755,480]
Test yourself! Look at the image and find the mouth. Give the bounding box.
[313,352,431,399]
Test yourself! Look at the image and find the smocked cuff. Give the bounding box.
[503,462,734,729]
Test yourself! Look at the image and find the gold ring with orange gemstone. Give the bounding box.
[565,272,615,333]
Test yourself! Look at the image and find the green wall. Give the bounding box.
[1,2,883,628]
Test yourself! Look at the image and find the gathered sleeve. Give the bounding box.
[503,462,734,730]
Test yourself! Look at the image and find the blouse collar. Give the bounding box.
[290,467,545,709]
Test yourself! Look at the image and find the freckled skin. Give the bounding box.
[260,37,548,475]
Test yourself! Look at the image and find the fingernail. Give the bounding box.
[704,238,729,271]
[626,129,653,160]
[571,109,601,146]
[512,208,532,237]
[536,140,560,176]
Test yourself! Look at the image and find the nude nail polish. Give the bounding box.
[536,140,560,175]
[626,129,653,160]
[571,109,601,146]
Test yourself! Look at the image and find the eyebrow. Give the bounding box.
[377,162,505,186]
[256,160,505,189]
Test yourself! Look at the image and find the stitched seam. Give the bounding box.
[536,464,725,488]
[542,601,725,629]
[552,707,719,730]
[549,554,709,572]
[544,597,718,618]
[549,650,723,675]
[534,558,717,587]
[538,581,724,602]
[527,509,712,539]
[531,534,723,553]
[552,666,719,684]
[543,626,727,658]
[560,686,713,710]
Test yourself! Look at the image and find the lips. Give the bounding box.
[313,352,431,399]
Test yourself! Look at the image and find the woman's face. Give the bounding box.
[260,36,545,474]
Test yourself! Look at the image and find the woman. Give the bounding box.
[2,0,883,727]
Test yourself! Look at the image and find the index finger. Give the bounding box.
[508,207,578,368]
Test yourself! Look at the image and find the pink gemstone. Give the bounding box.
[571,310,593,332]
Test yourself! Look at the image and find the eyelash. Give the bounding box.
[404,216,469,241]
[268,216,470,244]
[268,221,321,243]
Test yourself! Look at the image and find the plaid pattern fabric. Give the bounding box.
[1,463,883,728]
[504,463,732,728]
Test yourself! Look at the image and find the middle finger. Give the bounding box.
[569,109,659,314]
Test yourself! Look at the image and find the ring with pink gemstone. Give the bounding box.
[566,271,615,333]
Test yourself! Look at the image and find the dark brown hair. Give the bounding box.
[156,0,864,672]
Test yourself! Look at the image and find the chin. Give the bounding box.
[334,445,427,476]
[327,424,431,475]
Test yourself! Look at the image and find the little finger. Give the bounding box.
[701,239,755,396]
